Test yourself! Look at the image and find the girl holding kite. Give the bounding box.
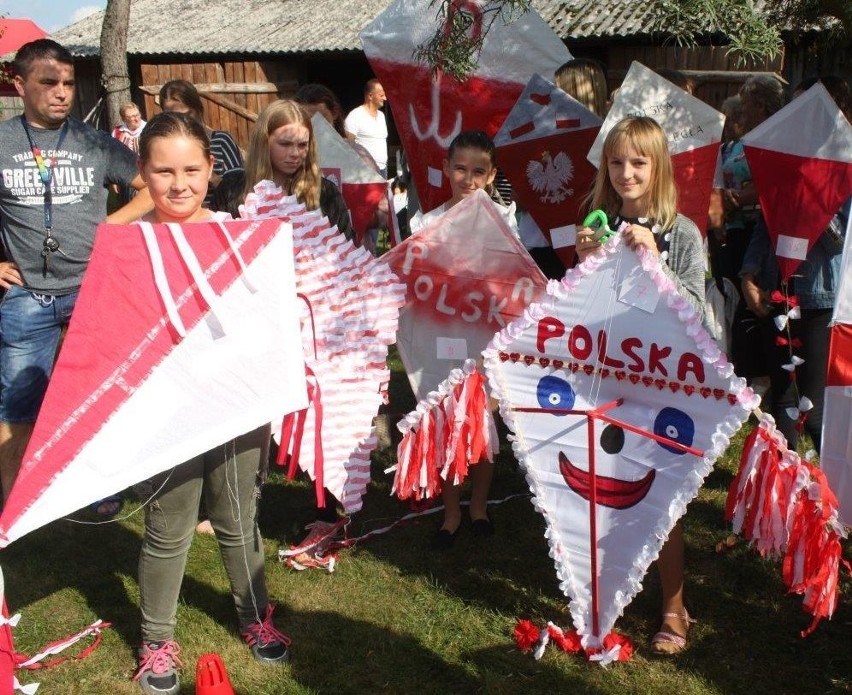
[240,99,355,567]
[576,115,705,655]
[415,129,516,548]
[410,129,517,238]
[241,99,354,241]
[132,112,291,695]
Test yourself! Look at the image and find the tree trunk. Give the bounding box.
[99,0,132,130]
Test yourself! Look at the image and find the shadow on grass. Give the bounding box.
[276,455,851,695]
[2,510,142,647]
[278,609,603,695]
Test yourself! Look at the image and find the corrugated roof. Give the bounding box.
[49,0,739,58]
[52,0,389,57]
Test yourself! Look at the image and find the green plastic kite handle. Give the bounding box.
[582,209,614,242]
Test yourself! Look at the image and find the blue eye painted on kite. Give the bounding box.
[653,407,694,455]
[536,375,575,415]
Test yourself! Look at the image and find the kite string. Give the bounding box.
[587,235,624,409]
[64,467,178,526]
[223,436,264,627]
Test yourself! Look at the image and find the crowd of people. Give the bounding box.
[0,37,848,694]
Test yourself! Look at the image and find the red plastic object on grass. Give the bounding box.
[196,653,235,695]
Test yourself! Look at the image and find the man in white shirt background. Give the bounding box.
[344,79,388,177]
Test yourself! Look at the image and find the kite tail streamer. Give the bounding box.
[726,419,798,556]
[390,361,495,501]
[275,368,326,508]
[782,462,848,637]
[0,595,110,693]
[726,412,848,635]
[513,619,632,664]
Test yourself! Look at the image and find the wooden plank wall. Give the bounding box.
[137,59,300,150]
[70,60,105,126]
[605,44,786,110]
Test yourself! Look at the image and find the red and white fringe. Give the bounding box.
[513,619,634,666]
[726,412,849,636]
[389,360,497,501]
[0,595,110,694]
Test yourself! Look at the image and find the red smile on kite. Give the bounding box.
[559,452,655,509]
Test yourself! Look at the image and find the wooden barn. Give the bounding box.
[50,0,843,158]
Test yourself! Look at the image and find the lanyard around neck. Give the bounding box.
[20,116,70,232]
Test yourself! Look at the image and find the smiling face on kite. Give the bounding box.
[485,237,753,646]
[516,365,703,514]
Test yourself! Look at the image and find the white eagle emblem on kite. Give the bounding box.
[527,150,574,204]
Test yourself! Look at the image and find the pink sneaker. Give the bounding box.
[281,517,348,557]
[134,640,182,695]
[241,605,291,664]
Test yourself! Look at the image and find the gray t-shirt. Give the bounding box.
[0,116,139,293]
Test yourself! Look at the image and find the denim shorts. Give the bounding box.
[0,286,78,423]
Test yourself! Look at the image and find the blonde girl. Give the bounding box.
[243,99,353,240]
[576,116,704,655]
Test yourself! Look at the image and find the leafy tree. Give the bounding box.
[416,0,850,78]
[414,0,532,80]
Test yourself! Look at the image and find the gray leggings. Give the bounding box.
[138,425,271,641]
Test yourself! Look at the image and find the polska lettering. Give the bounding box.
[401,239,536,327]
[535,316,705,384]
[626,100,672,118]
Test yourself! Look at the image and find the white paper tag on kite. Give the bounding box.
[437,336,468,360]
[776,234,810,261]
[550,224,577,249]
[618,265,660,313]
[428,167,443,188]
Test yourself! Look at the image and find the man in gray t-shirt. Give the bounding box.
[0,39,152,503]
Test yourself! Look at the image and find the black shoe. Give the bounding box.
[471,516,494,537]
[431,527,459,550]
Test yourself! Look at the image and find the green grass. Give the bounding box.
[2,352,850,694]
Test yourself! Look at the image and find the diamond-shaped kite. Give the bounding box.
[495,73,603,267]
[0,217,308,547]
[383,189,547,400]
[312,113,389,247]
[742,83,852,281]
[242,182,406,514]
[822,203,852,526]
[360,0,571,213]
[485,234,756,658]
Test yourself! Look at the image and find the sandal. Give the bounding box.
[650,611,696,656]
[90,493,122,519]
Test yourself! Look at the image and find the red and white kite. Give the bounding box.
[822,203,852,526]
[589,62,724,237]
[494,73,603,267]
[742,83,852,281]
[360,0,571,213]
[242,182,406,514]
[0,218,308,547]
[383,189,547,400]
[311,113,389,247]
[484,234,756,659]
